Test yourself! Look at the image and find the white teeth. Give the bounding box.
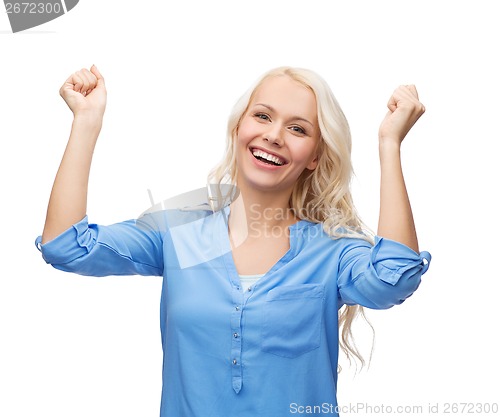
[252,149,285,165]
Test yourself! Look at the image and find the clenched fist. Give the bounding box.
[59,65,107,118]
[379,85,425,146]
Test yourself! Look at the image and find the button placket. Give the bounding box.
[230,285,243,393]
[229,282,259,393]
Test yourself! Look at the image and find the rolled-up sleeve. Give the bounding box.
[338,236,431,309]
[35,215,164,277]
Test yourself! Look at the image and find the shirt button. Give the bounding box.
[232,359,237,365]
[247,287,252,292]
[235,306,240,311]
[233,332,239,338]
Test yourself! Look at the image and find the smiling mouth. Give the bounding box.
[251,148,287,166]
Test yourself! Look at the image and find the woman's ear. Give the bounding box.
[234,119,243,137]
[307,140,321,170]
[307,155,319,171]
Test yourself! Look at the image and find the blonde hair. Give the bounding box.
[208,67,374,368]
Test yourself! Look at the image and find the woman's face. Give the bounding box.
[236,75,320,196]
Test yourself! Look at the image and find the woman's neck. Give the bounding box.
[228,185,298,246]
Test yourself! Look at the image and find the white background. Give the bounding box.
[1,1,499,416]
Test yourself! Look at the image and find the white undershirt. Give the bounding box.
[238,274,265,292]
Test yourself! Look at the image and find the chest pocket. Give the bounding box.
[261,284,324,358]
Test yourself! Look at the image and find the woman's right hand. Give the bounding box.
[59,65,107,118]
[42,65,106,244]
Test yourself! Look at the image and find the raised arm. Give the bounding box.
[41,65,107,244]
[377,85,425,253]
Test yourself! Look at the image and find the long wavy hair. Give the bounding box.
[208,67,374,368]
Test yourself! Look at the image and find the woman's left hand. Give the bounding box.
[378,85,425,146]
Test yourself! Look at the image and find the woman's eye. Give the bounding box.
[291,125,306,135]
[254,113,270,121]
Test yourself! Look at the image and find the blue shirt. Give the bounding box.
[36,207,431,417]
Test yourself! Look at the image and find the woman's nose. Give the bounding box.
[263,125,283,146]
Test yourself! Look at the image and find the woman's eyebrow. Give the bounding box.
[254,103,314,127]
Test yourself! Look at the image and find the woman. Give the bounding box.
[36,65,431,416]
